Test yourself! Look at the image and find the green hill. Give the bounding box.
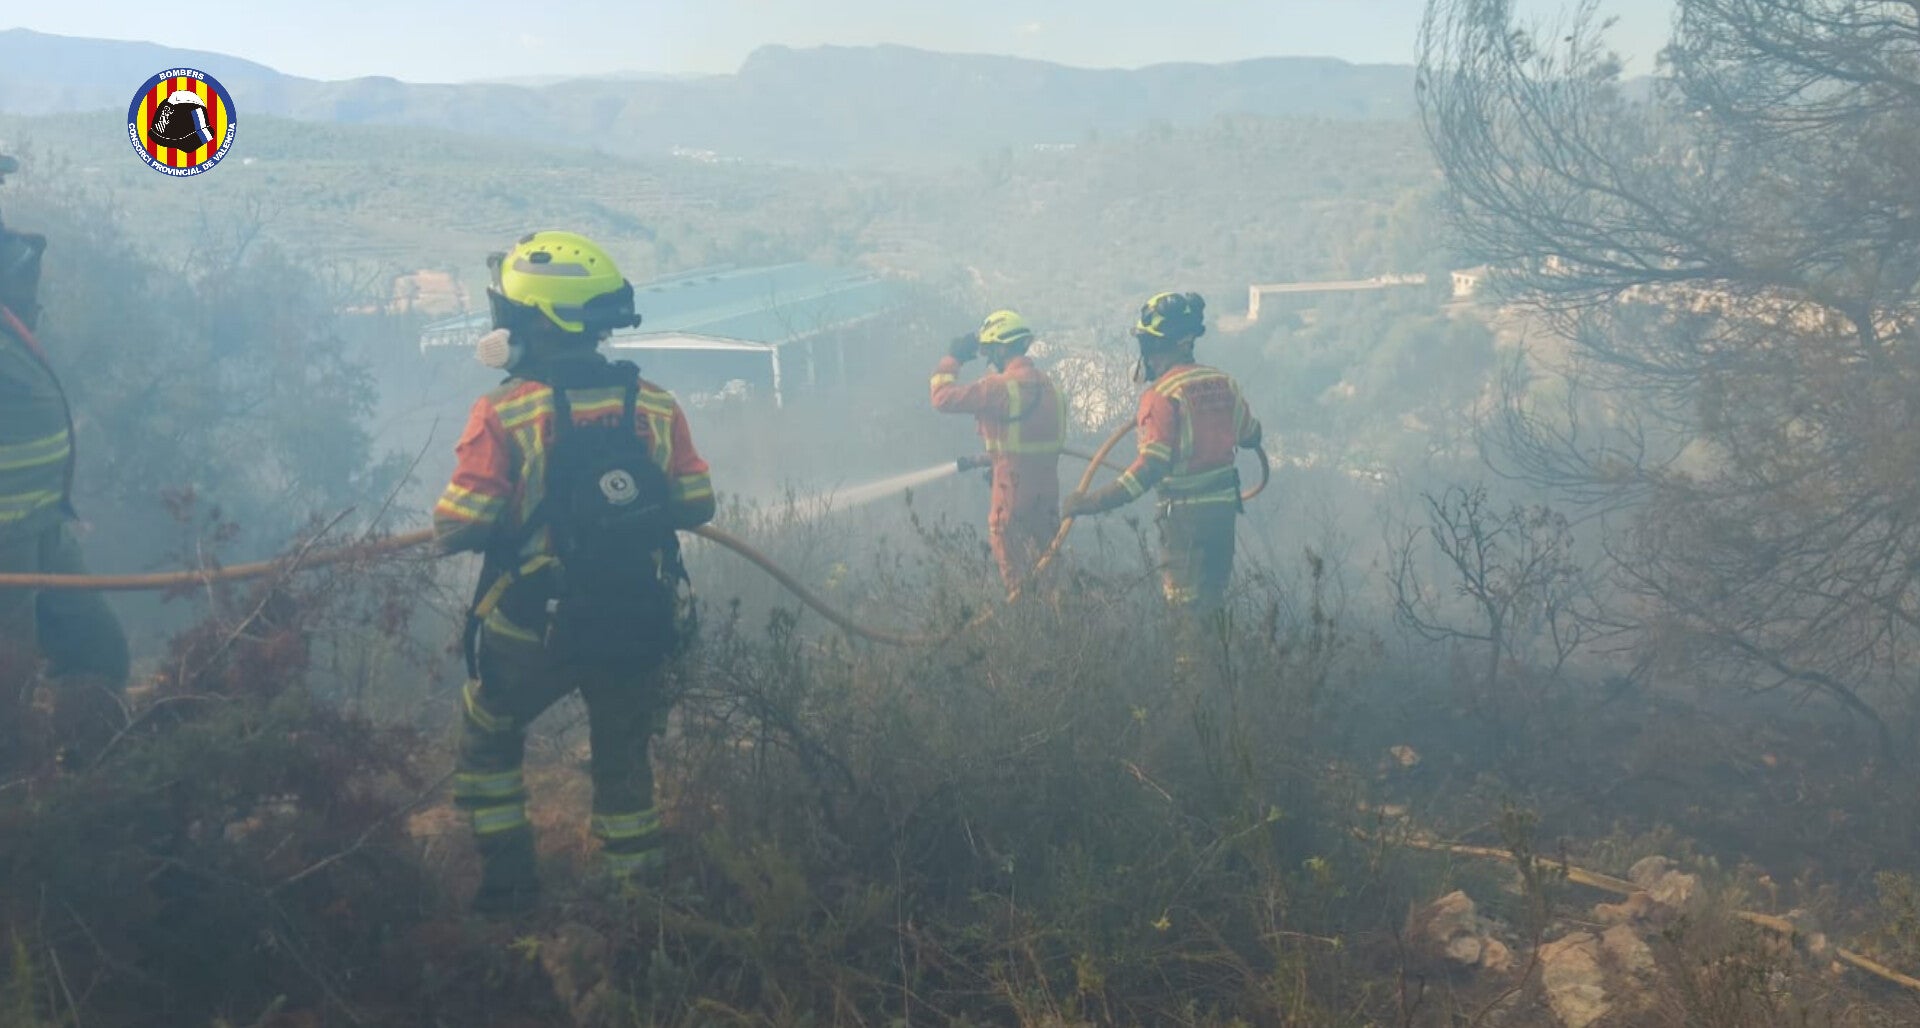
[0,109,1439,331]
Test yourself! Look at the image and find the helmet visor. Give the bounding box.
[564,280,641,333]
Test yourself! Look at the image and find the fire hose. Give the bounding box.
[1370,830,1920,994]
[1008,423,1270,604]
[0,431,1272,646]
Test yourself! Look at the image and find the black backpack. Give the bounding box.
[468,361,692,670]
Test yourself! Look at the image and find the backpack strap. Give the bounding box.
[461,551,560,679]
[610,359,641,437]
[491,376,576,561]
[619,379,638,438]
[462,375,571,677]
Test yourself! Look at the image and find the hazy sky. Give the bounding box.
[6,1,1677,82]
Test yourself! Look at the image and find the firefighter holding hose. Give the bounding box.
[433,230,715,914]
[0,153,130,765]
[931,310,1065,591]
[1063,292,1262,631]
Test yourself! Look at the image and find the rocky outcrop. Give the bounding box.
[1538,925,1663,1028]
[1629,856,1699,911]
[1406,891,1516,974]
[1593,855,1700,927]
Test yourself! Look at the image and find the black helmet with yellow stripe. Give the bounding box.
[1134,291,1206,352]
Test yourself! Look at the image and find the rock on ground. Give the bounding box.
[1538,925,1662,1028]
[1628,855,1699,912]
[1406,891,1515,973]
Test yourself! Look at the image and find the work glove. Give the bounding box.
[947,333,980,363]
[956,454,991,472]
[1061,491,1101,518]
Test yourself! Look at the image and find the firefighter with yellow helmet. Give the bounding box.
[433,230,715,914]
[931,309,1065,591]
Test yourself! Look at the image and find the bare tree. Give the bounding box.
[1419,0,1920,749]
[1391,484,1599,691]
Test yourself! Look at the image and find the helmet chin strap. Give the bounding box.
[1132,338,1193,383]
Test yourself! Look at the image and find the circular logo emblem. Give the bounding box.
[599,469,639,506]
[126,68,237,177]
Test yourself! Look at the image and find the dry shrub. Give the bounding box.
[0,529,450,1027]
[571,505,1398,1026]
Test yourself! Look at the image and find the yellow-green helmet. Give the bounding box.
[977,309,1033,351]
[486,230,641,336]
[1134,291,1206,346]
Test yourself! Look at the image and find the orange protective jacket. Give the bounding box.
[433,358,715,560]
[1110,363,1261,509]
[929,354,1064,534]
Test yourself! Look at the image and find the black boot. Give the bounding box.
[472,829,540,916]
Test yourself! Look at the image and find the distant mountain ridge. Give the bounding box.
[0,29,1415,163]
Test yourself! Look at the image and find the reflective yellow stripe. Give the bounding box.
[483,610,542,643]
[434,483,503,522]
[929,373,957,389]
[454,770,525,801]
[462,679,514,734]
[591,809,662,842]
[0,429,70,472]
[635,389,677,417]
[493,383,639,429]
[1117,471,1147,499]
[569,396,624,421]
[493,390,546,429]
[626,406,672,469]
[1162,466,1238,495]
[473,556,560,620]
[979,378,1064,455]
[0,489,61,524]
[672,474,713,503]
[471,802,530,835]
[1163,491,1240,507]
[604,848,665,876]
[1140,442,1173,463]
[1152,368,1216,398]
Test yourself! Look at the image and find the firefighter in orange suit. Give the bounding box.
[931,310,1064,591]
[0,153,129,771]
[434,230,715,914]
[1063,292,1261,618]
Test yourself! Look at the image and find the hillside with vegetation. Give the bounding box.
[0,108,1443,318]
[1,105,1464,486]
[6,3,1920,1025]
